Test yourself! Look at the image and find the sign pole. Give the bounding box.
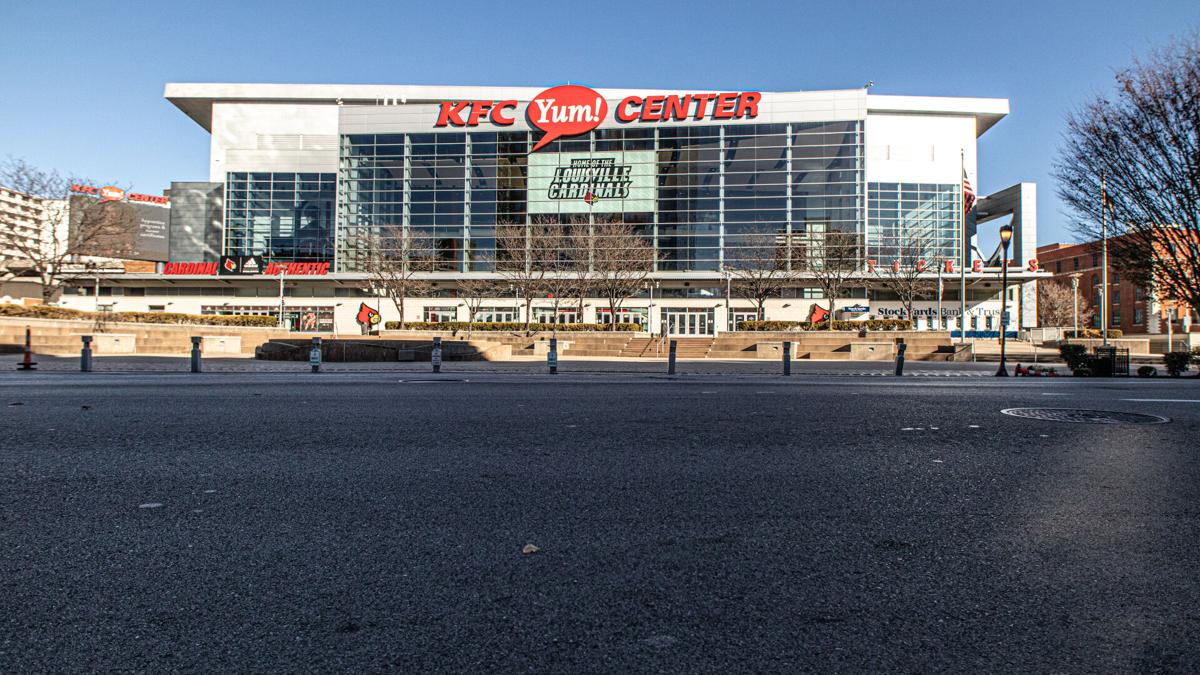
[959,150,968,344]
[1101,171,1109,347]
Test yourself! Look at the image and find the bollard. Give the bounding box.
[431,336,442,374]
[668,339,677,375]
[17,326,37,371]
[309,336,322,373]
[548,337,558,374]
[80,335,93,372]
[190,336,203,373]
[894,339,907,376]
[783,340,791,376]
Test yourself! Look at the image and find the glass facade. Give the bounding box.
[335,122,866,273]
[867,182,961,264]
[224,172,336,262]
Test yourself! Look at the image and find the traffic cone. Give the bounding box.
[17,326,37,371]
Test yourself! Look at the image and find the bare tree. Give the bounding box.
[805,229,862,330]
[725,226,800,321]
[1053,33,1200,321]
[456,276,502,338]
[586,217,656,330]
[495,221,561,331]
[1037,278,1095,328]
[516,217,590,330]
[356,225,435,330]
[873,233,937,323]
[1,159,138,304]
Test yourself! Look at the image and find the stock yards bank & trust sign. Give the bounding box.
[436,85,761,211]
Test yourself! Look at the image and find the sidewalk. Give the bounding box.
[2,354,1041,377]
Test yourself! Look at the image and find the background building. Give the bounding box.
[52,84,1043,335]
[1038,238,1196,336]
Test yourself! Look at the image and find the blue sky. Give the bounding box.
[2,0,1196,249]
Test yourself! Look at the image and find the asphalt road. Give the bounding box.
[2,371,1198,672]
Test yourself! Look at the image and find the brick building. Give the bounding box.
[1037,239,1192,336]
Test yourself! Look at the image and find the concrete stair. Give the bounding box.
[618,337,666,358]
[1,317,291,356]
[668,337,715,358]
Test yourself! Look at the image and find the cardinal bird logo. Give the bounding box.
[583,191,599,206]
[808,305,831,324]
[222,258,238,273]
[356,303,381,326]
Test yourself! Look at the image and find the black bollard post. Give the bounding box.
[17,326,37,371]
[548,337,558,374]
[80,335,93,372]
[190,336,203,373]
[668,339,677,375]
[309,336,322,373]
[894,339,907,376]
[432,336,442,374]
[783,340,791,376]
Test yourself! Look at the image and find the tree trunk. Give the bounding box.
[398,294,406,331]
[828,297,836,330]
[523,296,534,332]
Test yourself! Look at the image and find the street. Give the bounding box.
[2,371,1199,671]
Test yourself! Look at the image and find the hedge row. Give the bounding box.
[383,321,643,332]
[0,304,279,327]
[1064,328,1125,338]
[737,319,914,331]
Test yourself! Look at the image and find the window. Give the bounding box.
[1092,253,1100,266]
[424,306,458,322]
[1133,307,1144,325]
[338,122,866,275]
[1111,308,1121,325]
[225,171,336,263]
[1112,270,1120,284]
[1073,257,1080,270]
[1112,290,1120,305]
[1055,260,1062,273]
[868,181,957,265]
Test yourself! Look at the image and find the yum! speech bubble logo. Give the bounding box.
[528,85,607,152]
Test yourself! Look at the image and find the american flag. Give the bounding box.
[962,169,977,216]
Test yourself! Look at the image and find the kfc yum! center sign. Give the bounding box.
[435,85,762,151]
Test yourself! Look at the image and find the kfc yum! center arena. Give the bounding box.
[57,82,1045,336]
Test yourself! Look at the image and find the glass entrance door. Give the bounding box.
[663,309,715,336]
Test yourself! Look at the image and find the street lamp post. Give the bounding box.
[1070,273,1081,340]
[996,224,1014,377]
[277,269,287,329]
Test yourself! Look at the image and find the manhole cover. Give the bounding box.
[1001,408,1169,425]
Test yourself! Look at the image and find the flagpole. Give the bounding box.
[959,149,967,345]
[937,262,943,331]
[1101,170,1109,347]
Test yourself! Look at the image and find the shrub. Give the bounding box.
[1059,344,1090,370]
[382,321,642,332]
[1163,351,1192,377]
[1137,365,1158,377]
[0,304,278,328]
[1073,367,1092,377]
[1065,328,1124,339]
